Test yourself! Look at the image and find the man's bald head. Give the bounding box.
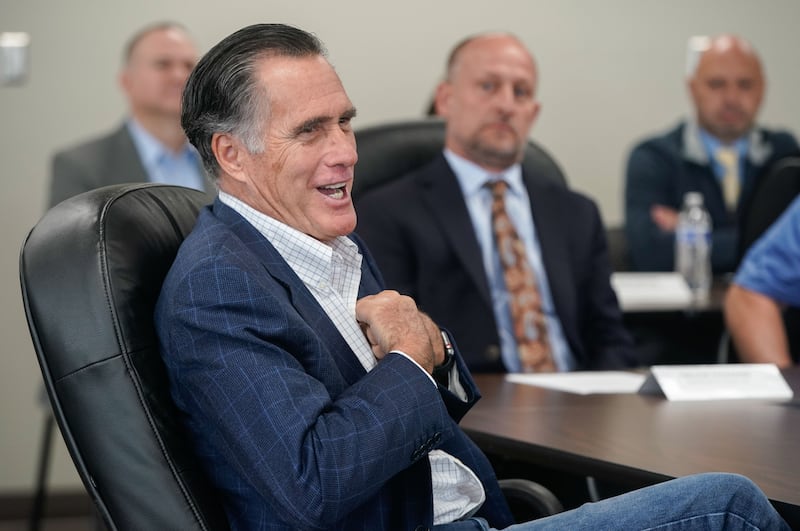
[689,34,764,143]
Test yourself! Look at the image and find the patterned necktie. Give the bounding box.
[715,147,740,212]
[487,179,555,373]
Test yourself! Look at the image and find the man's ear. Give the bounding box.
[118,68,131,98]
[211,133,248,184]
[530,100,542,126]
[433,81,451,117]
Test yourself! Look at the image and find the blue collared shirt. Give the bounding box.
[127,119,206,191]
[444,150,575,372]
[698,127,749,183]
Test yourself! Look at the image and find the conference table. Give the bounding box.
[617,275,731,366]
[463,368,800,527]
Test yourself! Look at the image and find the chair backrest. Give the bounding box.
[740,156,800,258]
[605,225,631,272]
[736,156,800,362]
[19,184,229,531]
[352,118,568,201]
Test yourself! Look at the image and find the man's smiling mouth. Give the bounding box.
[319,183,347,200]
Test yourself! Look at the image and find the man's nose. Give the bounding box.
[494,85,516,113]
[328,129,358,167]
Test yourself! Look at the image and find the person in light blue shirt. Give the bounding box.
[725,194,800,367]
[357,32,636,373]
[49,21,214,208]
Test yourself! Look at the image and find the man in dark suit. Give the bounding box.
[155,23,789,530]
[49,22,215,208]
[624,34,799,273]
[356,33,637,373]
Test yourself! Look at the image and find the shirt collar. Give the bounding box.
[126,118,199,166]
[443,148,524,198]
[698,126,749,159]
[217,191,360,288]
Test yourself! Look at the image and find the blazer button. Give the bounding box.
[410,447,424,461]
[414,526,429,531]
[431,432,442,445]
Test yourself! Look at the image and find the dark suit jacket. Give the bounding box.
[154,200,513,530]
[624,121,800,273]
[355,154,636,373]
[49,123,215,208]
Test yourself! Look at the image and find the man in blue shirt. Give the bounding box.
[725,194,800,367]
[625,34,799,273]
[357,32,637,374]
[49,21,215,208]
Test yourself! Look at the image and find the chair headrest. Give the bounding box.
[352,118,567,200]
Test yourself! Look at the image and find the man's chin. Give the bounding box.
[473,145,522,170]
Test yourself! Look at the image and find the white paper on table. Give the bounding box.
[638,363,794,401]
[610,272,693,311]
[506,371,647,395]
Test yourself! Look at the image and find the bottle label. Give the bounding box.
[676,228,711,244]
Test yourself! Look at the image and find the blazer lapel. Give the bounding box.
[523,173,574,340]
[114,125,151,184]
[418,156,493,307]
[214,202,368,384]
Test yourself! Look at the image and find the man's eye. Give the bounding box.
[480,81,496,92]
[514,87,532,99]
[339,117,353,130]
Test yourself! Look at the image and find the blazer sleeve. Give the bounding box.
[158,258,458,529]
[624,142,679,271]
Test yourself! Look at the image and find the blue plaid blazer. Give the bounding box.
[155,200,513,530]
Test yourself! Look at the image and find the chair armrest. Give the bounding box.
[498,478,564,522]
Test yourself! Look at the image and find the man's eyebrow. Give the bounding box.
[291,107,358,136]
[342,107,357,120]
[292,116,328,136]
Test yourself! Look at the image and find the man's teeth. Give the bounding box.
[321,183,345,199]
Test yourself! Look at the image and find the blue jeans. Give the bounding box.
[433,473,789,530]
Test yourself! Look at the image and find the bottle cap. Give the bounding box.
[684,192,703,206]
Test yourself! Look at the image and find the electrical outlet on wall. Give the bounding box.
[1,32,31,86]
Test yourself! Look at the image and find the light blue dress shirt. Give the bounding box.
[698,127,749,184]
[444,150,575,372]
[127,119,206,191]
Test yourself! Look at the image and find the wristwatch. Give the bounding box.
[433,330,455,387]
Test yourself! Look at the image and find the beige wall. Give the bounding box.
[2,0,799,492]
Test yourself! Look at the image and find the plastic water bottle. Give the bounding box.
[674,192,712,299]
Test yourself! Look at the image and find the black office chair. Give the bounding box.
[605,225,630,272]
[20,184,229,530]
[719,155,800,363]
[20,183,561,527]
[739,156,800,258]
[352,118,567,201]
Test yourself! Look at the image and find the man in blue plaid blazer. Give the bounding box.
[155,23,789,531]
